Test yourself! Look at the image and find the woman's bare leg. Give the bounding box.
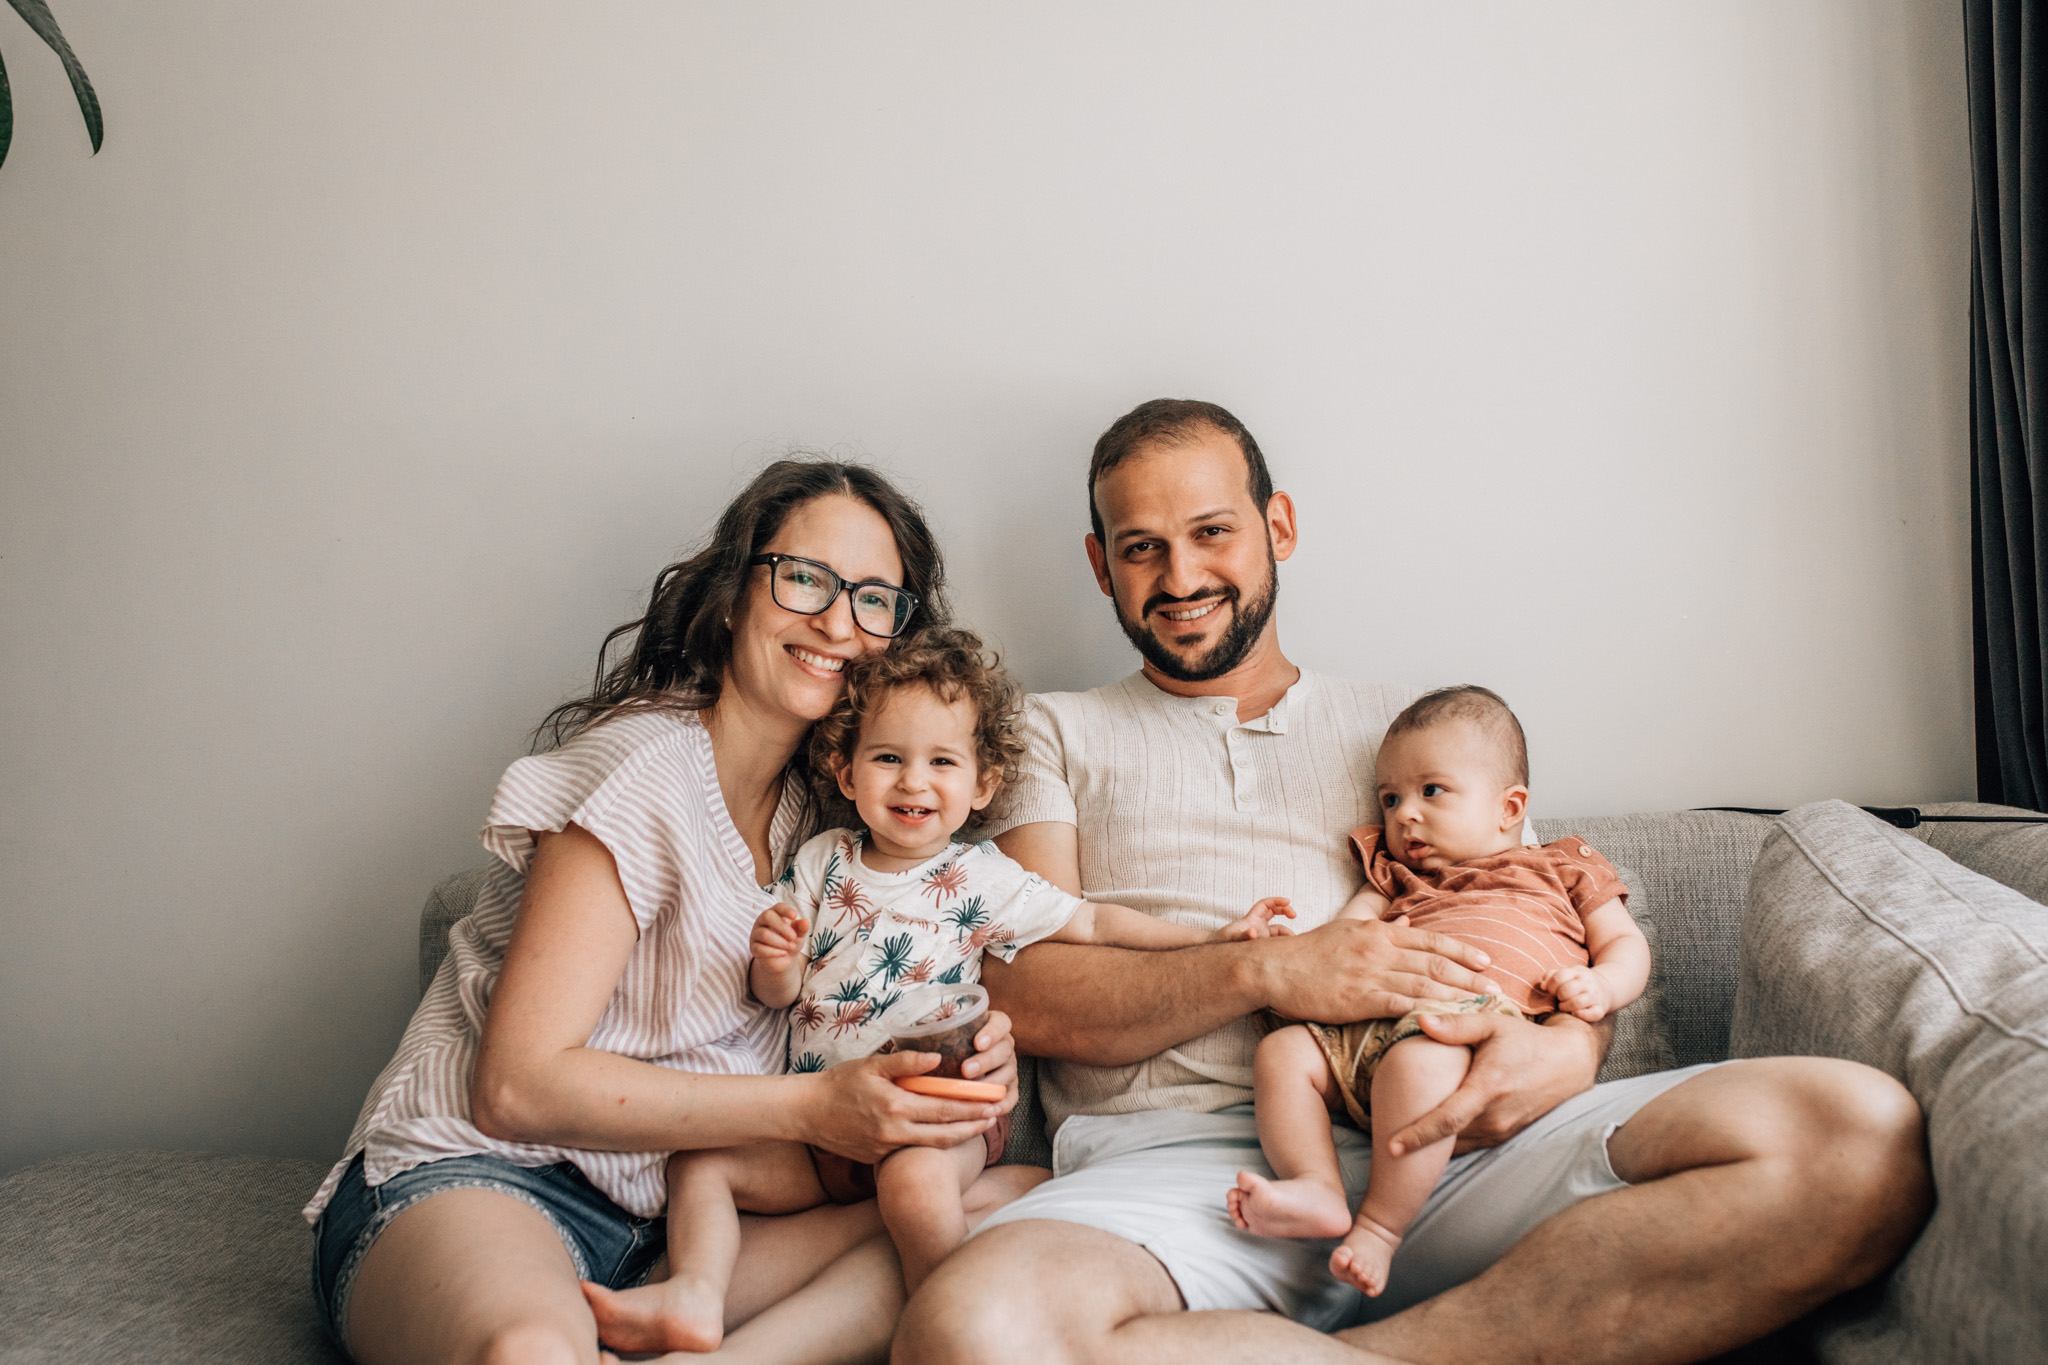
[1331,1036,1470,1296]
[345,1186,602,1365]
[584,1140,825,1353]
[1229,1024,1355,1238]
[657,1155,1051,1365]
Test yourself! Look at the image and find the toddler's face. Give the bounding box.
[1374,721,1527,872]
[835,682,996,862]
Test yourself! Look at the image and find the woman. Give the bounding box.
[306,460,1020,1364]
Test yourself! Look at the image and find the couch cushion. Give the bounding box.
[1545,811,1774,1080]
[1731,799,2048,1363]
[0,1151,342,1364]
[1912,800,2048,904]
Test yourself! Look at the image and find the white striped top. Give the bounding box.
[303,707,798,1222]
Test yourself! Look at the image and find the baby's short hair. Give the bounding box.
[1385,685,1530,787]
[808,627,1027,811]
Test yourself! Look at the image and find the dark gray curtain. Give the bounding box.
[1968,0,2048,809]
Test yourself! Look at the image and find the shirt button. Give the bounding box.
[1577,844,1593,858]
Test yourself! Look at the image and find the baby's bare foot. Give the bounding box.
[1226,1170,1354,1239]
[1329,1216,1403,1297]
[581,1278,724,1354]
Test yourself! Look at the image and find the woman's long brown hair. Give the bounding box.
[534,457,950,830]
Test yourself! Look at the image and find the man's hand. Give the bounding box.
[1262,916,1497,1024]
[1212,896,1296,941]
[1389,1009,1607,1157]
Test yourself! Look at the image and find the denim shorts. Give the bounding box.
[310,1153,665,1347]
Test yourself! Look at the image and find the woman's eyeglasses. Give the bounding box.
[748,554,920,639]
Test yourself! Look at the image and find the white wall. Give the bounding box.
[0,1,1972,1172]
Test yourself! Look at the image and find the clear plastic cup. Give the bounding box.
[884,984,989,1080]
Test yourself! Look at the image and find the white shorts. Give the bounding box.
[973,1063,1723,1331]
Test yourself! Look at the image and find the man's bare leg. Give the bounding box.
[896,1218,1411,1365]
[1342,1057,1930,1365]
[898,1059,1924,1365]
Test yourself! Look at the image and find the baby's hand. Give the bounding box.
[1542,964,1613,1022]
[751,903,810,970]
[1212,896,1296,942]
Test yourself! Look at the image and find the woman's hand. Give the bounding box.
[801,1050,1003,1165]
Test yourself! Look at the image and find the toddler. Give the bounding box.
[586,628,1290,1353]
[1227,685,1650,1298]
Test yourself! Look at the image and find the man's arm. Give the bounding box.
[988,821,1497,1064]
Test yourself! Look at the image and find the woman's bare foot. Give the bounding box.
[580,1278,724,1353]
[1225,1170,1354,1238]
[1328,1215,1403,1296]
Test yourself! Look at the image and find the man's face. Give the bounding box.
[1086,427,1292,683]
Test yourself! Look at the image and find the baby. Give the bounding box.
[1227,685,1650,1298]
[586,628,1290,1353]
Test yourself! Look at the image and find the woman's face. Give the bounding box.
[726,493,907,728]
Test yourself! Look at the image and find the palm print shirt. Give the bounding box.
[777,828,1082,1072]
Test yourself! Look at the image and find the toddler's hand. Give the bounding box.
[1213,896,1296,942]
[1542,965,1613,1022]
[751,903,810,970]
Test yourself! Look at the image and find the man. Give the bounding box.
[895,399,1931,1364]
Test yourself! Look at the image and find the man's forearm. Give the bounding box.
[982,939,1269,1065]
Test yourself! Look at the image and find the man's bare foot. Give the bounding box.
[1328,1215,1402,1296]
[1226,1170,1353,1238]
[580,1278,723,1353]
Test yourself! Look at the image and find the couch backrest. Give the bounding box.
[411,803,2048,1140]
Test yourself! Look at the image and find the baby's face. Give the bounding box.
[1374,721,1527,872]
[836,683,996,863]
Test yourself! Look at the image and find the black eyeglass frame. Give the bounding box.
[746,553,922,639]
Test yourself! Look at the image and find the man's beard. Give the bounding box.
[1116,559,1279,684]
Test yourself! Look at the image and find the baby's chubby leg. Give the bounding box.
[1229,1023,1356,1239]
[876,1139,992,1292]
[582,1139,826,1354]
[1331,1034,1472,1297]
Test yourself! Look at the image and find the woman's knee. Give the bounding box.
[469,1318,591,1365]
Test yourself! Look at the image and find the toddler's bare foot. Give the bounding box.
[1329,1215,1403,1297]
[580,1278,724,1353]
[1226,1170,1353,1239]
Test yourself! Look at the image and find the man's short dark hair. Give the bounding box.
[1386,685,1531,787]
[1087,399,1275,543]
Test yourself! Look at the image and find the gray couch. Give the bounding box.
[3,802,2043,1363]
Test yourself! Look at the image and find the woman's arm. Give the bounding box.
[470,823,1007,1163]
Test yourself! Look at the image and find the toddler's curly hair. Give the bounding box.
[808,627,1028,821]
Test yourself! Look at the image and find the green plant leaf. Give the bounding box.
[6,0,102,153]
[0,45,13,171]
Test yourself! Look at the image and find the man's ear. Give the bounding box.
[1499,785,1530,831]
[1083,532,1114,598]
[1266,490,1298,563]
[833,754,857,801]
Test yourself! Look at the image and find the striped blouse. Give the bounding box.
[303,707,799,1222]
